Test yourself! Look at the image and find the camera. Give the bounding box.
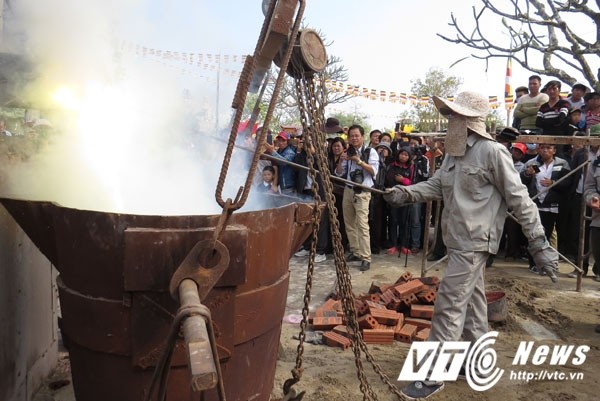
[346,145,358,157]
[350,169,364,194]
[350,169,364,184]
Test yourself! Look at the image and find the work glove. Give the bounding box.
[528,237,559,283]
[383,186,410,206]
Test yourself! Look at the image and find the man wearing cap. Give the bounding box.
[265,132,297,195]
[384,91,558,399]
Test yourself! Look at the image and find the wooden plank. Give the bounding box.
[516,135,600,146]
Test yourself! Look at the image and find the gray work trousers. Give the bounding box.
[428,249,489,343]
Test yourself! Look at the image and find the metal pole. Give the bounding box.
[178,279,218,391]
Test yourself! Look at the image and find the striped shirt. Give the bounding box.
[536,99,571,135]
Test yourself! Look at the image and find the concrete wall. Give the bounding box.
[0,205,58,401]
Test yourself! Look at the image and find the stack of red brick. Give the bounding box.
[309,272,439,350]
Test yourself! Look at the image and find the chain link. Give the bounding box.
[288,70,406,400]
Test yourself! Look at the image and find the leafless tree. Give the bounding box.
[438,0,600,90]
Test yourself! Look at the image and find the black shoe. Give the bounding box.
[359,260,370,271]
[401,381,444,400]
[347,254,361,262]
[596,325,600,334]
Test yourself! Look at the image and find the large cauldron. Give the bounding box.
[1,198,314,401]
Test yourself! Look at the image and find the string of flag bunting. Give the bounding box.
[120,43,571,110]
[119,41,244,79]
[323,79,503,109]
[323,79,570,111]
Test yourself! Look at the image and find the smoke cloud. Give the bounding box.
[0,0,277,216]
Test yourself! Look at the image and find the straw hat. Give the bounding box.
[433,91,489,118]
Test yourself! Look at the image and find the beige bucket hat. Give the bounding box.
[433,91,491,141]
[433,91,489,118]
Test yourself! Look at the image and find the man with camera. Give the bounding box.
[335,124,379,271]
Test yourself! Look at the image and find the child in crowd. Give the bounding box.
[256,165,279,193]
[566,108,583,136]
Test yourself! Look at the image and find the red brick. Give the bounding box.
[393,280,424,298]
[396,324,418,343]
[333,325,355,339]
[395,272,414,284]
[319,298,338,312]
[370,309,402,326]
[380,289,396,305]
[417,290,436,304]
[314,309,338,318]
[415,328,431,341]
[322,331,351,350]
[369,293,381,304]
[374,323,395,331]
[387,297,402,311]
[400,293,419,309]
[418,276,440,287]
[312,316,343,330]
[393,313,405,332]
[410,304,435,319]
[355,299,369,316]
[362,329,395,344]
[404,317,432,330]
[366,300,386,313]
[357,314,378,329]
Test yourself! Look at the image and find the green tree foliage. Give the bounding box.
[331,110,371,134]
[410,68,462,132]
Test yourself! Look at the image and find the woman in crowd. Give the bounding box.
[384,146,415,255]
[327,136,349,250]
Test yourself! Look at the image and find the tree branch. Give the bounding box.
[437,0,600,90]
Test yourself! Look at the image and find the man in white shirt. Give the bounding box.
[335,124,379,271]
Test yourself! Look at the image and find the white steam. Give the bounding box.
[0,0,277,215]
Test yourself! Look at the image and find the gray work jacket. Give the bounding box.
[399,135,545,253]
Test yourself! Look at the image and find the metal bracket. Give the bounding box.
[169,239,230,301]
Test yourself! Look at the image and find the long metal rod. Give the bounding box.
[211,136,386,194]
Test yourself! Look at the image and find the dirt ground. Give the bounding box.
[33,249,600,401]
[271,251,600,401]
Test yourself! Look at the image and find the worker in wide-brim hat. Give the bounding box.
[384,91,559,400]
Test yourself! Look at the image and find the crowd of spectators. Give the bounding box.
[246,78,600,281]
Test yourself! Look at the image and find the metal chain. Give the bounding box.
[288,73,406,400]
[286,77,322,387]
